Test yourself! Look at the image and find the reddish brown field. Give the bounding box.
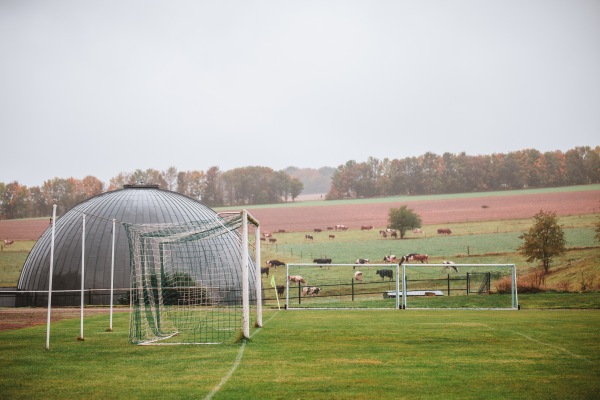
[247,190,600,233]
[0,308,127,332]
[0,189,598,240]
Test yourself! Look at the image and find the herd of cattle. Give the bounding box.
[259,224,456,298]
[261,226,452,243]
[263,256,458,299]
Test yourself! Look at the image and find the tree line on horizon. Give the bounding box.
[0,146,598,220]
[327,146,599,199]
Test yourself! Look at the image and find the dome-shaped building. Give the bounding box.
[17,184,256,307]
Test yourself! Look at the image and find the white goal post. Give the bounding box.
[401,263,519,310]
[284,263,518,310]
[285,263,401,310]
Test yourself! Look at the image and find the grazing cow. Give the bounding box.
[437,228,452,235]
[263,232,272,237]
[328,234,335,239]
[267,259,285,269]
[260,237,266,241]
[305,234,314,240]
[400,254,417,264]
[288,275,307,284]
[413,228,423,234]
[276,229,286,233]
[269,238,277,243]
[411,254,429,263]
[313,258,332,264]
[335,224,348,230]
[314,228,322,233]
[327,226,334,231]
[361,225,373,230]
[376,269,393,280]
[354,271,363,282]
[355,258,370,264]
[261,267,269,276]
[3,240,15,246]
[276,285,285,296]
[302,286,321,296]
[390,231,398,238]
[383,255,397,263]
[443,261,459,273]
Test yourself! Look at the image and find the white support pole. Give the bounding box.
[255,223,263,327]
[79,214,86,340]
[395,263,400,310]
[46,204,57,350]
[242,210,250,339]
[109,218,116,331]
[402,263,407,309]
[512,264,519,309]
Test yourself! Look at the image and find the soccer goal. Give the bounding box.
[124,210,261,345]
[401,263,519,310]
[285,263,401,310]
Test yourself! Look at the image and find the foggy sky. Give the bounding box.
[1,0,599,187]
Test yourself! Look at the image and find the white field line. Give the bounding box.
[510,331,592,364]
[421,322,591,364]
[203,311,280,400]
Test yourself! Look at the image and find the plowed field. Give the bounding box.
[0,189,598,240]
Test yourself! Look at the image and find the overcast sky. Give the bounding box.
[1,0,599,187]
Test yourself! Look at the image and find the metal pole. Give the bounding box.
[255,223,262,327]
[241,210,250,339]
[46,204,57,350]
[109,218,115,331]
[79,214,85,340]
[395,263,400,309]
[402,264,407,309]
[512,265,519,309]
[447,274,450,296]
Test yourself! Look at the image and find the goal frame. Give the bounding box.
[285,263,401,310]
[125,209,261,345]
[401,263,519,310]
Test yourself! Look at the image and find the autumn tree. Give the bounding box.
[517,210,566,274]
[388,205,422,239]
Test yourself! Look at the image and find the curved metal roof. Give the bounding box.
[17,186,254,306]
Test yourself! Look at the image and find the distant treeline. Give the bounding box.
[326,146,600,199]
[0,166,303,219]
[0,146,598,219]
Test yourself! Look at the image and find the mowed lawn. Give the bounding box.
[1,308,599,399]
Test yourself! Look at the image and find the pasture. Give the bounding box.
[1,307,599,399]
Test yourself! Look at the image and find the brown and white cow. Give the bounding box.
[288,275,307,284]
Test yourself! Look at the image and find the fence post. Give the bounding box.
[298,283,301,305]
[466,272,470,295]
[352,279,355,301]
[447,274,450,296]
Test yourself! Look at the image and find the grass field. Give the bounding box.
[1,306,599,399]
